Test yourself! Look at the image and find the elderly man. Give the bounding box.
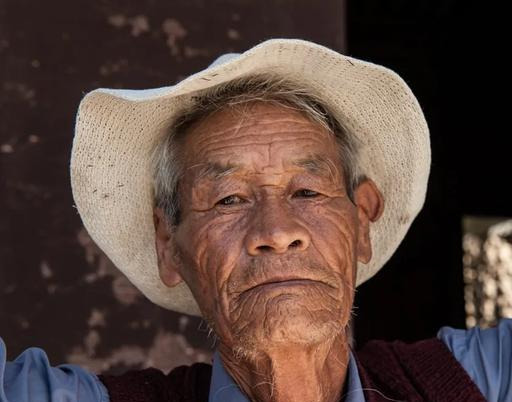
[1,39,511,402]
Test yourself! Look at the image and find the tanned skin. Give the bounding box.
[154,102,384,402]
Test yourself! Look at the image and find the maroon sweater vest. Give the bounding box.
[99,338,486,402]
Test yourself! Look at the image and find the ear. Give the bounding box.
[354,178,385,264]
[153,207,184,288]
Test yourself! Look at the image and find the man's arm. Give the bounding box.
[438,318,512,402]
[0,337,109,402]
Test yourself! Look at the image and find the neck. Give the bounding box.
[218,332,350,402]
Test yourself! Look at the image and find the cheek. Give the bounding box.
[176,211,247,307]
[296,199,358,276]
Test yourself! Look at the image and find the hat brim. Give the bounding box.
[71,38,430,316]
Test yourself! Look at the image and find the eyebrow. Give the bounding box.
[193,162,242,181]
[190,154,339,182]
[291,154,339,181]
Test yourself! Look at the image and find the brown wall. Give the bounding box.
[0,0,345,374]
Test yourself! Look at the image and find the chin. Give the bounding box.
[232,294,347,355]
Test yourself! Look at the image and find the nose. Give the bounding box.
[245,202,311,256]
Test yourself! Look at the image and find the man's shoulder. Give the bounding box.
[354,331,486,401]
[437,317,512,351]
[355,318,512,402]
[99,362,212,402]
[437,318,512,402]
[355,334,455,372]
[1,338,110,402]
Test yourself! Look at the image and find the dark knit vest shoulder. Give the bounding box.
[354,338,486,402]
[99,338,486,402]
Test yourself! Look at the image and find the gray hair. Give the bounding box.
[152,74,363,225]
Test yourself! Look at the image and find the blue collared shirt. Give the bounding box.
[1,319,511,401]
[437,318,512,401]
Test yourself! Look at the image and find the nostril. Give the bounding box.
[289,240,301,248]
[256,245,273,253]
[251,239,306,254]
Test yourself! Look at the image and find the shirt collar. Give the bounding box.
[208,348,365,402]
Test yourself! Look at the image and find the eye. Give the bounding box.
[293,189,320,198]
[217,195,245,206]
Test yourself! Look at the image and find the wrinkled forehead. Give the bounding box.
[180,101,340,170]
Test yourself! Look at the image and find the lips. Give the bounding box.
[242,277,328,294]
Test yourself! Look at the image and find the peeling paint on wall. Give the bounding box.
[162,18,187,55]
[108,14,150,37]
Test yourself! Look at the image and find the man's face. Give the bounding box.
[157,101,380,354]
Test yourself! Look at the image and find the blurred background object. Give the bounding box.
[463,217,512,329]
[0,0,508,374]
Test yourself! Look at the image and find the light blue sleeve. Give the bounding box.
[0,337,109,402]
[437,318,512,402]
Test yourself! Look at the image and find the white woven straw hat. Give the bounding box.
[71,38,430,316]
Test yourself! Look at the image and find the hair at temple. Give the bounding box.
[151,73,364,226]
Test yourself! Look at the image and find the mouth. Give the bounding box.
[243,278,327,294]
